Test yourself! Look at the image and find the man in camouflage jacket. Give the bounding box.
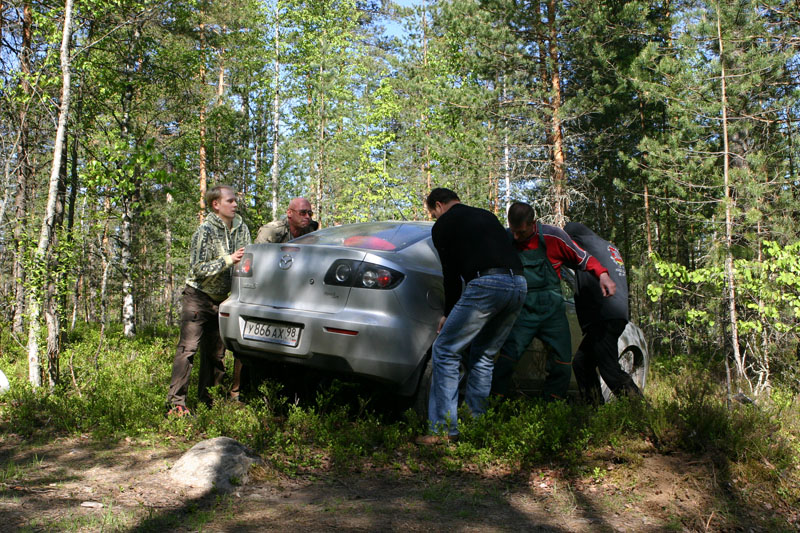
[166,185,251,414]
[254,197,316,243]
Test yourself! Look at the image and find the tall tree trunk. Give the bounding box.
[421,7,431,212]
[65,66,84,332]
[270,2,281,221]
[198,23,208,219]
[502,81,511,219]
[121,197,137,338]
[12,1,33,335]
[27,0,74,387]
[45,136,68,388]
[716,6,744,389]
[547,0,567,226]
[199,108,208,218]
[316,71,326,222]
[119,27,142,338]
[99,195,111,326]
[213,48,225,174]
[639,98,653,256]
[164,190,174,326]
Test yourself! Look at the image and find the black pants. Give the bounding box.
[166,286,226,408]
[573,319,641,405]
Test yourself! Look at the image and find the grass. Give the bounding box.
[1,322,799,529]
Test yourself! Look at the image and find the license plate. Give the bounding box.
[243,320,302,347]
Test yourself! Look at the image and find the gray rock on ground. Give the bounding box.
[168,437,263,493]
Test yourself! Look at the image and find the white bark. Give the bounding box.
[121,205,135,337]
[502,81,510,220]
[717,6,745,388]
[26,0,74,387]
[270,1,280,221]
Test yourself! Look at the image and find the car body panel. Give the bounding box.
[237,244,367,313]
[219,221,648,400]
[220,222,442,396]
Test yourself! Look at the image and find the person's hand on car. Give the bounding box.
[231,247,246,264]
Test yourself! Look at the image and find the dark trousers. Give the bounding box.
[231,356,250,398]
[573,319,641,405]
[493,291,572,399]
[166,285,226,408]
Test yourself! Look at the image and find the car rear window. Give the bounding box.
[291,222,432,251]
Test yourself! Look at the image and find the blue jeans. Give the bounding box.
[428,274,526,436]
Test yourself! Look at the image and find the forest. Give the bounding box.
[1,0,800,530]
[1,0,799,397]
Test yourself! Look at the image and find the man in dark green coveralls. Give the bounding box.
[492,202,616,400]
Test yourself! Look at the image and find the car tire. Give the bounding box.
[412,353,469,422]
[412,356,432,421]
[600,345,649,403]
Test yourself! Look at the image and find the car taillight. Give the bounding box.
[233,253,253,277]
[324,259,404,289]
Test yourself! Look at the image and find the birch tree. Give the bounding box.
[27,0,73,387]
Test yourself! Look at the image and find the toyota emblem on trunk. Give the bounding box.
[279,254,293,270]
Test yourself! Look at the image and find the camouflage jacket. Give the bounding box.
[185,212,251,302]
[254,217,315,244]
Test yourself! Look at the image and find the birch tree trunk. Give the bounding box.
[164,190,174,326]
[45,137,68,388]
[119,26,142,338]
[270,1,280,221]
[27,0,74,387]
[639,99,653,256]
[716,6,745,389]
[99,195,111,327]
[502,81,511,219]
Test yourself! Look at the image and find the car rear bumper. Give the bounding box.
[219,300,435,395]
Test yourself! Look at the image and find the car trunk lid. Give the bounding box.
[238,243,366,313]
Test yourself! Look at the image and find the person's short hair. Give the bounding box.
[425,188,460,209]
[205,185,235,211]
[508,201,535,227]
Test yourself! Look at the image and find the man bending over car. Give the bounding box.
[417,188,527,445]
[491,202,615,401]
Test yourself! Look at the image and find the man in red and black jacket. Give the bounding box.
[491,202,616,400]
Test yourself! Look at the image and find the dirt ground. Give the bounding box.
[0,434,797,532]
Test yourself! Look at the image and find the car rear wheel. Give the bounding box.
[412,353,469,422]
[412,357,432,421]
[600,346,648,403]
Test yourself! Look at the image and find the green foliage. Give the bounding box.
[0,322,798,512]
[645,366,798,479]
[1,323,170,437]
[647,241,800,391]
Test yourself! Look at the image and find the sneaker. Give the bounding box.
[167,405,191,417]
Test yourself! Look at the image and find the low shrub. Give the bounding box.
[0,322,797,493]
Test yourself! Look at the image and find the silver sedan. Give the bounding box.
[218,221,648,408]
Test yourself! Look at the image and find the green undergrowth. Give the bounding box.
[1,323,798,497]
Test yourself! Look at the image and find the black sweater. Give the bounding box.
[564,222,629,326]
[431,203,523,315]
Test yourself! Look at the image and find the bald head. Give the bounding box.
[287,197,313,237]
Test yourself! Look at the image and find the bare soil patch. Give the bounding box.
[0,434,795,532]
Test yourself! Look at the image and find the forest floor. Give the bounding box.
[2,433,797,532]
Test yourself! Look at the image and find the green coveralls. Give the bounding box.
[491,224,573,399]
